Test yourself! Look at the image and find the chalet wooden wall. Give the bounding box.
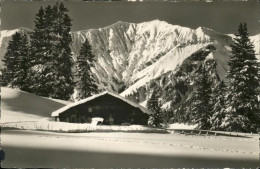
[58,94,149,125]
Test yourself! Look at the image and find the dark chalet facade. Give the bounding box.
[51,91,152,125]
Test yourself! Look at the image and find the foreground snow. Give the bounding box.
[2,129,259,168]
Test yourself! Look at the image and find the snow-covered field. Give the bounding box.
[2,129,259,168]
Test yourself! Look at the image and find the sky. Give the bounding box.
[1,0,260,35]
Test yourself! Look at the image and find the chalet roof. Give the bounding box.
[51,91,153,117]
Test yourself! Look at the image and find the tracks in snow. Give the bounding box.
[36,133,258,155]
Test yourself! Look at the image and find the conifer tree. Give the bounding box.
[147,89,162,127]
[75,38,98,100]
[223,23,260,132]
[1,33,20,87]
[17,33,31,91]
[29,3,74,100]
[210,81,226,131]
[173,103,185,123]
[50,2,74,100]
[2,32,30,90]
[29,6,52,96]
[1,69,8,86]
[191,66,213,130]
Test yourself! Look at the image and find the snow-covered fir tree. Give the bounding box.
[2,32,30,90]
[2,33,20,87]
[50,2,74,100]
[183,96,194,124]
[75,38,98,100]
[147,89,162,127]
[27,6,47,95]
[173,103,185,123]
[17,33,31,91]
[191,66,213,130]
[29,5,55,97]
[161,109,172,124]
[29,3,74,100]
[223,23,260,133]
[210,80,226,131]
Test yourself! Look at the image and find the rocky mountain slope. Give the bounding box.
[71,20,218,93]
[0,20,259,111]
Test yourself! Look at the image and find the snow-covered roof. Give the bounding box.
[51,91,153,117]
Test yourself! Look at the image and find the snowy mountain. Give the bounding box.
[0,20,259,108]
[71,20,229,92]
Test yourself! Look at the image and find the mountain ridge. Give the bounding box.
[70,20,217,94]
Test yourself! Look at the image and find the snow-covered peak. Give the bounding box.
[132,20,212,45]
[0,29,19,46]
[135,19,181,30]
[0,29,19,36]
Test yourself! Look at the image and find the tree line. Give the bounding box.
[1,2,97,100]
[147,23,260,133]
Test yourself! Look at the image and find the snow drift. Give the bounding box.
[1,87,71,123]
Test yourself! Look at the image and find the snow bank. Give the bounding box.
[2,121,166,133]
[1,87,71,123]
[167,123,197,130]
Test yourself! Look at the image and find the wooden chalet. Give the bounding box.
[51,91,152,125]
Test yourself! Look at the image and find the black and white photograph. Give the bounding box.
[0,0,259,168]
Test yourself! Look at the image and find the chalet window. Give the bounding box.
[88,107,92,112]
